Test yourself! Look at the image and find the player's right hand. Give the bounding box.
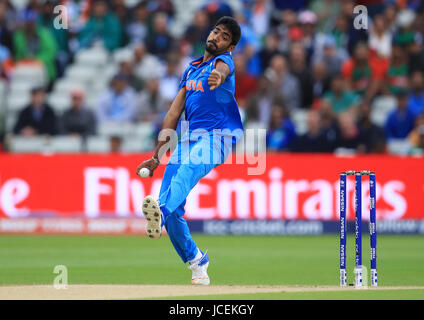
[136,157,159,178]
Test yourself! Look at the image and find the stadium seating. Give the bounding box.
[387,139,413,155]
[7,135,83,153]
[1,0,422,157]
[85,136,111,153]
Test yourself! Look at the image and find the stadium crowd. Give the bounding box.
[1,0,424,155]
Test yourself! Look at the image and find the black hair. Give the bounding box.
[31,86,46,94]
[213,16,241,46]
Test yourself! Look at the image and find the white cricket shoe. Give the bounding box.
[188,251,210,285]
[142,195,162,239]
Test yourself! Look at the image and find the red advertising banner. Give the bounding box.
[0,218,160,235]
[0,153,423,221]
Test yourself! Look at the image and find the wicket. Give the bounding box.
[339,170,377,287]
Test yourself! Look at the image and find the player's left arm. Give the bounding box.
[208,60,230,90]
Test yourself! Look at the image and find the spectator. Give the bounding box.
[118,58,144,92]
[60,0,92,34]
[324,75,360,114]
[137,76,167,122]
[78,0,122,51]
[385,44,409,95]
[341,0,369,55]
[132,42,163,82]
[273,0,307,12]
[393,9,416,47]
[233,12,262,77]
[408,113,424,148]
[275,9,298,55]
[368,14,392,59]
[309,0,341,33]
[0,43,12,81]
[203,0,234,26]
[183,10,210,58]
[110,135,123,153]
[147,0,174,18]
[25,0,41,13]
[126,1,150,46]
[258,32,281,73]
[385,89,416,139]
[0,0,16,30]
[96,73,137,123]
[145,12,173,60]
[383,4,397,34]
[357,101,386,153]
[159,53,181,101]
[336,111,361,152]
[0,1,14,80]
[245,75,279,126]
[289,42,313,109]
[310,61,331,106]
[297,10,318,59]
[13,87,58,136]
[313,35,347,77]
[38,0,70,78]
[111,0,130,47]
[406,38,424,73]
[331,14,349,51]
[265,54,300,110]
[60,87,96,137]
[410,124,424,154]
[356,0,385,17]
[341,42,387,100]
[407,71,424,117]
[0,2,13,53]
[266,104,296,151]
[246,0,271,38]
[318,98,339,143]
[234,53,257,108]
[289,109,336,152]
[13,9,58,82]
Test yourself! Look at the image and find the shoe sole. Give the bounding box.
[142,195,162,239]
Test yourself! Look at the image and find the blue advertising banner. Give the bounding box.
[188,220,424,235]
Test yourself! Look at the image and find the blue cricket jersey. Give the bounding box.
[179,52,244,142]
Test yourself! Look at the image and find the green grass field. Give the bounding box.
[1,234,423,299]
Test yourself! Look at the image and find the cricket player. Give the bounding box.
[136,16,242,285]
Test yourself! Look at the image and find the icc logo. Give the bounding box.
[353,5,368,30]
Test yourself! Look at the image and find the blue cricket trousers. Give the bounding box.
[158,132,232,263]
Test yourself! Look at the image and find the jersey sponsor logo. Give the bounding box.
[186,80,204,92]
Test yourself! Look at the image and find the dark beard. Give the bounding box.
[206,41,231,56]
[205,42,219,55]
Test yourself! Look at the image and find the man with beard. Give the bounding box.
[135,17,242,285]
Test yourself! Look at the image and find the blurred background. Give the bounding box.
[0,0,423,155]
[0,0,423,235]
[1,1,424,292]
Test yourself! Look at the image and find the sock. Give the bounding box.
[188,249,202,264]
